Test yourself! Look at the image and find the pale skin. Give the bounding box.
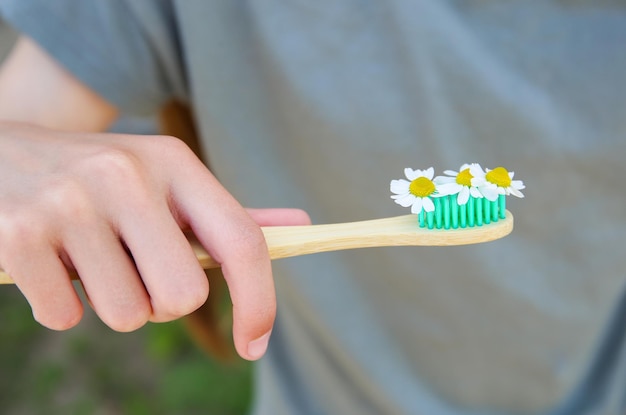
[0,37,310,361]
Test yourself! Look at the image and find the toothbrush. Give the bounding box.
[0,163,524,284]
[198,211,513,268]
[0,212,513,284]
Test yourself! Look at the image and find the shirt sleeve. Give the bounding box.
[0,0,188,116]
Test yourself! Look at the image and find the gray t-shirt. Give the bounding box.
[3,1,626,414]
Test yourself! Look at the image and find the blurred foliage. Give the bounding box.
[0,286,252,415]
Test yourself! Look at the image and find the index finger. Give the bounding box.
[170,168,275,361]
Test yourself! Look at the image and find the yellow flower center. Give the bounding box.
[409,177,436,197]
[456,168,473,187]
[485,167,511,188]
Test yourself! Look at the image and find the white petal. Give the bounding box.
[434,176,455,185]
[395,194,416,207]
[443,170,458,176]
[469,164,485,178]
[405,168,419,180]
[508,187,524,198]
[457,187,470,205]
[422,197,435,212]
[437,182,461,196]
[469,187,482,198]
[410,198,424,214]
[511,180,525,190]
[470,177,486,187]
[424,167,434,180]
[480,185,500,201]
[390,179,410,194]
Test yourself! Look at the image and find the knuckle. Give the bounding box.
[0,182,93,249]
[156,278,209,318]
[169,292,208,317]
[79,147,144,188]
[73,147,156,213]
[229,222,267,255]
[154,134,193,157]
[103,307,150,333]
[92,291,152,332]
[39,178,92,224]
[35,307,83,331]
[151,135,202,170]
[184,282,210,312]
[0,211,48,255]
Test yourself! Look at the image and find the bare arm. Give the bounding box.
[0,37,117,130]
[0,37,309,360]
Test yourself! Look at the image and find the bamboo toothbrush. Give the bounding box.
[0,163,523,284]
[0,212,513,284]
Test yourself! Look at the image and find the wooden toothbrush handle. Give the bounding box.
[195,212,513,268]
[0,212,513,284]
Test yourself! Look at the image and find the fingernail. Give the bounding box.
[247,330,272,360]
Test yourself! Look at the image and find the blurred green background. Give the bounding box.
[0,21,253,415]
[0,286,253,415]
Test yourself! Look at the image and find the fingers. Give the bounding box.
[0,126,305,360]
[76,139,209,324]
[15,256,83,330]
[209,214,275,361]
[246,208,312,227]
[117,203,209,323]
[0,222,83,330]
[62,216,151,332]
[171,169,275,361]
[198,208,275,361]
[6,199,209,332]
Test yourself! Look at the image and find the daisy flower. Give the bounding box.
[434,163,487,205]
[484,166,525,198]
[390,167,439,214]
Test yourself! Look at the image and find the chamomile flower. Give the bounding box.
[435,163,486,205]
[390,167,439,214]
[484,166,525,198]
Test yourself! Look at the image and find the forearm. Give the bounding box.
[0,36,117,131]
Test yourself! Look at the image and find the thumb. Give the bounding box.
[246,208,311,227]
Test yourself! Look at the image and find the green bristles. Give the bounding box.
[418,194,507,229]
